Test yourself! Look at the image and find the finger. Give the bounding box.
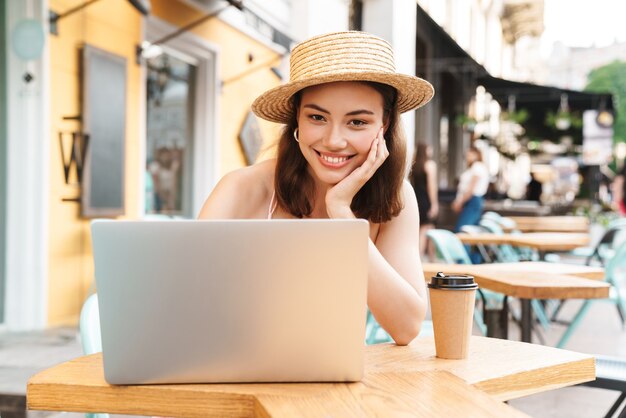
[378,134,389,159]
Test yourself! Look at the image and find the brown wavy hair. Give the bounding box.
[273,81,406,223]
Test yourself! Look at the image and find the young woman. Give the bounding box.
[410,143,439,260]
[198,31,434,345]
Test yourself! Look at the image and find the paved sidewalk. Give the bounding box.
[0,327,82,417]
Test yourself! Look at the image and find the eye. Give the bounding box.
[309,114,326,122]
[348,119,367,127]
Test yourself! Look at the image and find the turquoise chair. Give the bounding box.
[555,240,626,348]
[479,218,530,262]
[426,229,551,336]
[477,219,551,330]
[79,294,108,418]
[581,224,626,266]
[480,214,540,261]
[427,229,475,264]
[567,218,626,263]
[481,211,518,231]
[459,225,495,263]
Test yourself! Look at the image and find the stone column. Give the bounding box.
[362,0,417,166]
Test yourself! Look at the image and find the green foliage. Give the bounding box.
[501,108,529,124]
[585,60,626,144]
[454,114,477,127]
[544,110,583,130]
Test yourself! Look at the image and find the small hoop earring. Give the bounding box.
[293,128,300,143]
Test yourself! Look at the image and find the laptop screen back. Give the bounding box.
[91,219,369,384]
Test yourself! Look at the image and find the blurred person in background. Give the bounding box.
[611,163,626,215]
[451,145,489,232]
[526,172,543,202]
[410,143,438,260]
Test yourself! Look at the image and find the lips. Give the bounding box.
[315,150,355,167]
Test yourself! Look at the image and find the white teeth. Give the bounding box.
[321,154,348,164]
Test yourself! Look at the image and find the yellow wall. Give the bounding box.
[48,0,142,325]
[47,0,283,325]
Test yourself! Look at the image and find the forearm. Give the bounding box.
[366,240,428,345]
[427,172,438,211]
[455,190,473,205]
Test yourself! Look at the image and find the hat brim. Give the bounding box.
[251,72,434,124]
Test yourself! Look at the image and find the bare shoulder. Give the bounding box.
[198,159,275,219]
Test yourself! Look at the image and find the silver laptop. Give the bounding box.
[91,219,369,384]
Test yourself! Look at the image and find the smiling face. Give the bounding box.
[296,81,386,186]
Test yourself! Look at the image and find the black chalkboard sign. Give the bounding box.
[81,45,127,217]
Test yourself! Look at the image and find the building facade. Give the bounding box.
[2,0,429,330]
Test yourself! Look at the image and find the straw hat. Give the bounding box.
[251,31,434,124]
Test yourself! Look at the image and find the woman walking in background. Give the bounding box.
[451,145,489,232]
[410,143,438,260]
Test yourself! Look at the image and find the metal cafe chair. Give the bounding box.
[478,218,534,262]
[581,355,626,418]
[459,224,495,263]
[551,223,626,327]
[570,218,626,266]
[480,213,543,261]
[425,229,500,336]
[555,240,626,349]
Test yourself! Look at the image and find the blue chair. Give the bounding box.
[427,229,474,264]
[479,218,529,262]
[427,229,551,337]
[478,219,551,330]
[79,294,108,418]
[585,224,626,267]
[481,211,518,231]
[459,225,495,263]
[555,240,626,348]
[568,218,626,264]
[480,214,541,261]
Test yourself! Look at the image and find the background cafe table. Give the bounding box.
[423,262,609,342]
[504,216,590,233]
[27,337,596,418]
[456,232,590,259]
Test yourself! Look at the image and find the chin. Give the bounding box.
[315,172,346,186]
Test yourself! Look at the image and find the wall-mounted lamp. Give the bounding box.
[49,0,151,35]
[135,0,243,64]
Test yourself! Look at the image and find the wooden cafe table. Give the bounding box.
[28,336,595,417]
[423,262,608,342]
[456,232,590,259]
[505,216,590,233]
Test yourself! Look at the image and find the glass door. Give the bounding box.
[145,51,197,217]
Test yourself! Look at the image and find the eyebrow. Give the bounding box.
[302,103,375,116]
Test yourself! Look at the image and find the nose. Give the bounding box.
[322,123,347,150]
